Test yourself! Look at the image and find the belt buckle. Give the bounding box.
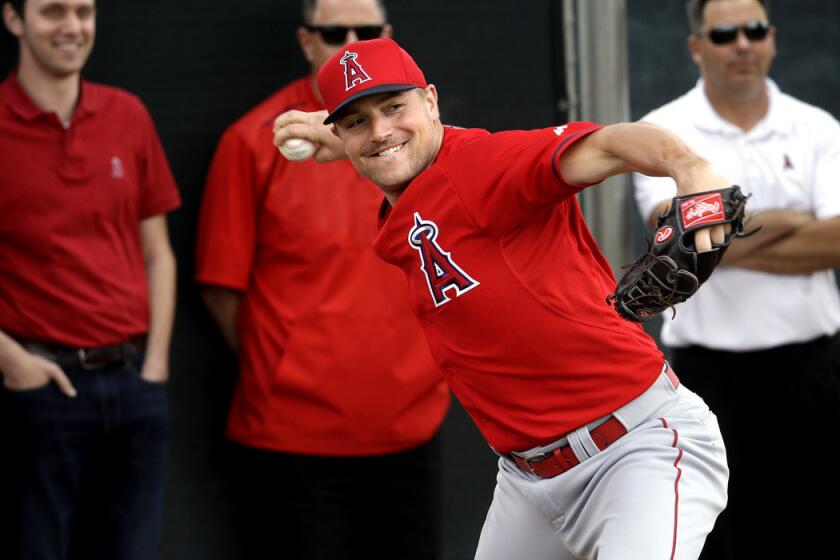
[522,452,547,475]
[77,348,103,370]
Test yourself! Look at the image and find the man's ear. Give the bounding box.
[687,34,702,67]
[423,84,440,120]
[3,3,25,38]
[297,26,314,63]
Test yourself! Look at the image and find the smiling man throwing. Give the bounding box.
[274,38,734,560]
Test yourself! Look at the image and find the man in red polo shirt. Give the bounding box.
[273,38,732,560]
[0,1,180,559]
[196,1,448,558]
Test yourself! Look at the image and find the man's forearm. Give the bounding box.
[561,122,727,194]
[721,209,815,264]
[143,246,176,377]
[140,216,177,379]
[201,287,241,352]
[730,215,840,274]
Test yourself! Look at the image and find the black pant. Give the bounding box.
[226,435,442,560]
[670,333,840,560]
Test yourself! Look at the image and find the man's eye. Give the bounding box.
[387,103,404,113]
[346,117,366,129]
[77,6,95,19]
[42,5,65,18]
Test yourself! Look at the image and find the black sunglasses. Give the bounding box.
[700,20,771,45]
[304,24,385,45]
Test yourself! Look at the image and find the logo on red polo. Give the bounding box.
[408,213,479,307]
[110,156,125,179]
[654,226,674,244]
[680,193,724,228]
[340,51,372,91]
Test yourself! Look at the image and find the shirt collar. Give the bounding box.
[759,79,794,135]
[75,79,99,117]
[692,78,792,137]
[1,70,99,123]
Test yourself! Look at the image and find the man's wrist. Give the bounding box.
[672,159,727,196]
[0,336,27,376]
[140,352,169,377]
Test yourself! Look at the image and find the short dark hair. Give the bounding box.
[302,0,387,25]
[686,0,769,34]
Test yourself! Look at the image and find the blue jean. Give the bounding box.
[1,352,169,560]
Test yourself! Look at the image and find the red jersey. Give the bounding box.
[196,77,449,456]
[0,73,180,347]
[373,124,664,454]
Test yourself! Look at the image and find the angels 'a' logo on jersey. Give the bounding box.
[408,212,479,307]
[340,51,372,91]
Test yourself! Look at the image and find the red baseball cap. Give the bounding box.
[317,38,427,124]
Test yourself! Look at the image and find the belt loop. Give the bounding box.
[567,429,591,461]
[573,426,601,459]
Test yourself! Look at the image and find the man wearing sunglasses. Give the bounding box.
[634,1,840,558]
[196,1,449,559]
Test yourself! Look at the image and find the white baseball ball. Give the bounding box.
[279,138,316,161]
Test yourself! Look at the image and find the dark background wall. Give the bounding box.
[2,1,838,558]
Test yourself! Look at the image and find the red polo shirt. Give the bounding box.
[0,73,180,347]
[373,125,664,454]
[196,77,449,456]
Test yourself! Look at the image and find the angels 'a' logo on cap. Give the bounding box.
[340,50,372,91]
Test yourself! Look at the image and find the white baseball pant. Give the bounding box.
[474,368,729,560]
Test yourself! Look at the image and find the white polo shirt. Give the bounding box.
[633,79,840,351]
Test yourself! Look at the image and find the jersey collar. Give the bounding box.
[2,71,100,124]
